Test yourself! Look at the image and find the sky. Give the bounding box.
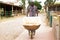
[0,0,46,6]
[0,0,17,2]
[0,0,60,6]
[56,0,60,2]
[0,0,60,3]
[37,0,46,6]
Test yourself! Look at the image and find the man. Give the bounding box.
[27,2,38,38]
[27,2,38,17]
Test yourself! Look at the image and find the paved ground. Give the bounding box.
[0,13,56,40]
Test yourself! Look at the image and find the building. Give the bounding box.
[48,2,60,11]
[0,0,23,16]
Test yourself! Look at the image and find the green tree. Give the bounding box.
[28,0,42,10]
[21,0,25,7]
[34,1,42,10]
[44,0,56,13]
[21,0,25,14]
[44,0,56,7]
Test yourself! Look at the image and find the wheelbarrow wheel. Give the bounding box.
[31,31,33,39]
[28,30,36,39]
[33,30,35,35]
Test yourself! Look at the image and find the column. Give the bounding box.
[55,6,57,11]
[12,5,13,14]
[4,5,6,16]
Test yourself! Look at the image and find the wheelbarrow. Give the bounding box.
[23,24,40,39]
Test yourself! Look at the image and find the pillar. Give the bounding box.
[12,5,13,14]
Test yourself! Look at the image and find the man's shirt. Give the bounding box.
[27,5,37,16]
